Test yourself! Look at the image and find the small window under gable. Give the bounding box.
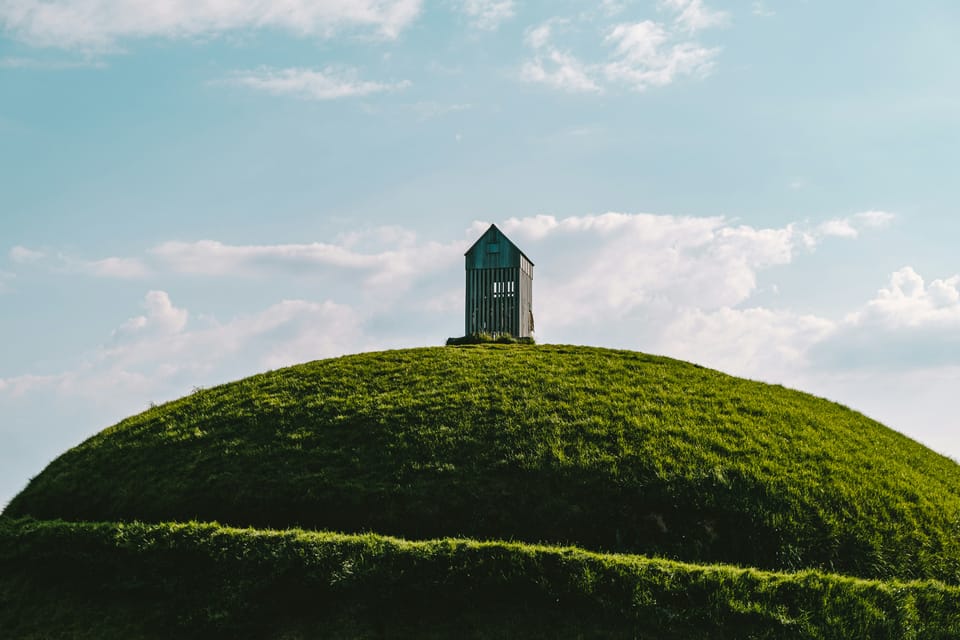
[486,243,500,253]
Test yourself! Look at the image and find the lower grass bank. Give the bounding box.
[2,517,959,639]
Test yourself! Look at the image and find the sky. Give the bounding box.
[2,0,960,508]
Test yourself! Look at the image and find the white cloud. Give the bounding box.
[7,226,464,296]
[8,247,148,278]
[817,218,858,239]
[0,55,104,69]
[659,307,834,379]
[255,299,368,369]
[495,213,804,331]
[602,20,719,91]
[659,0,729,33]
[606,20,670,63]
[9,246,45,263]
[151,230,463,289]
[520,49,603,93]
[520,4,724,94]
[520,20,602,93]
[460,0,514,30]
[0,291,368,403]
[424,288,461,314]
[851,267,960,330]
[115,290,188,337]
[484,212,912,377]
[0,373,61,397]
[818,210,895,239]
[0,0,423,51]
[524,21,556,49]
[227,66,410,101]
[854,210,895,229]
[805,267,960,371]
[79,256,150,278]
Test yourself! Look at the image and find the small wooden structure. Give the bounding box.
[464,224,534,338]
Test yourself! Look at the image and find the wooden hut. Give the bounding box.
[464,224,534,338]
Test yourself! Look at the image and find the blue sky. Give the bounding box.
[2,0,960,507]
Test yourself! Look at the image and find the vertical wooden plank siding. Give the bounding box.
[464,263,532,337]
[464,224,534,338]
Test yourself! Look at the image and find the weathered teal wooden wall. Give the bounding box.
[464,224,534,337]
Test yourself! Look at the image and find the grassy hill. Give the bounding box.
[5,344,960,637]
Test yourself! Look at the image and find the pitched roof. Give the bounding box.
[463,223,535,266]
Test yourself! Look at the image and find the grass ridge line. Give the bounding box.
[3,516,959,639]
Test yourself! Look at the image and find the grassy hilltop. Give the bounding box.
[4,344,960,637]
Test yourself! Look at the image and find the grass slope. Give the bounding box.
[8,345,960,583]
[4,517,960,640]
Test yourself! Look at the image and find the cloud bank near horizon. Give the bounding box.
[6,208,946,408]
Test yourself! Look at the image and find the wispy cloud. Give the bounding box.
[599,0,629,17]
[853,210,896,229]
[817,211,895,239]
[151,233,461,288]
[8,227,463,290]
[460,0,514,30]
[77,256,150,279]
[520,0,725,94]
[520,20,603,93]
[602,20,718,90]
[226,67,410,101]
[0,56,105,69]
[521,50,603,93]
[0,0,423,51]
[9,246,45,263]
[659,0,729,33]
[7,246,148,278]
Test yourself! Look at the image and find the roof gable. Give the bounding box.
[464,224,534,269]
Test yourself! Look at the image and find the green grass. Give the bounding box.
[3,516,960,640]
[7,345,960,582]
[445,332,536,345]
[7,344,960,637]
